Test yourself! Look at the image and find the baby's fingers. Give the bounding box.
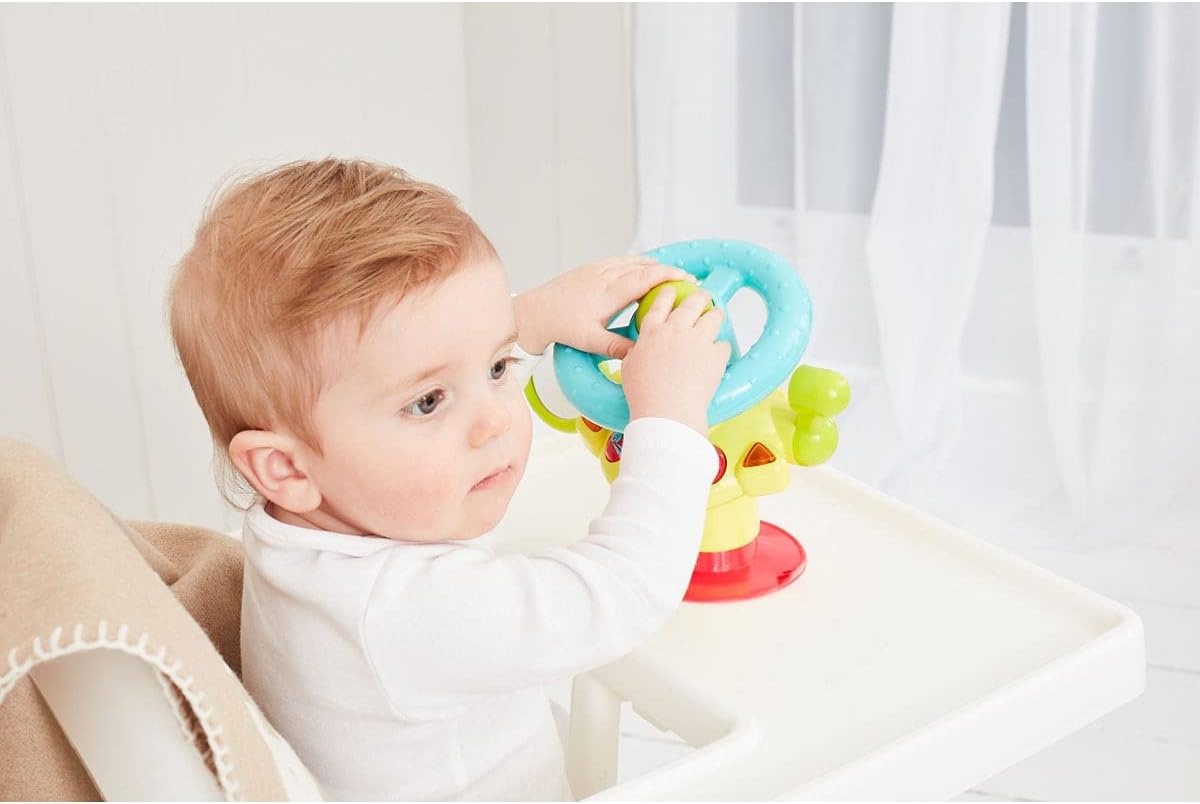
[694,305,724,340]
[638,284,677,331]
[666,288,714,328]
[715,338,733,363]
[612,263,693,303]
[598,255,664,279]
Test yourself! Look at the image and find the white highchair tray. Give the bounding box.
[502,434,1145,800]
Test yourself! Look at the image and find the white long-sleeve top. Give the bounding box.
[240,415,717,801]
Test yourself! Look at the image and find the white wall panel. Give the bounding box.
[2,5,155,520]
[464,3,559,292]
[0,3,635,531]
[0,22,60,463]
[0,4,472,529]
[551,4,637,268]
[464,3,635,291]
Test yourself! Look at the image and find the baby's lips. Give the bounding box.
[472,462,512,489]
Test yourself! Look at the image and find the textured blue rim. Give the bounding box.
[553,239,812,432]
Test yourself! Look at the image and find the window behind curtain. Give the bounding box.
[735,2,1194,238]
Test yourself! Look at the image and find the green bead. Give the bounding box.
[788,366,850,417]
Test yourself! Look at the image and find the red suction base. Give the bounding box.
[684,520,807,603]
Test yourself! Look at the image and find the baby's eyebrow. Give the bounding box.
[380,329,521,400]
[376,362,447,403]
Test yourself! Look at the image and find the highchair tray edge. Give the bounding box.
[502,435,1145,800]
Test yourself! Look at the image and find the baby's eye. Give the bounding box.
[490,356,521,381]
[404,389,445,417]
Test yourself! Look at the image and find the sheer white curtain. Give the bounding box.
[634,3,1200,548]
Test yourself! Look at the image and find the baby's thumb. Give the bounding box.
[591,331,634,359]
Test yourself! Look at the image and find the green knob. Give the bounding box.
[788,366,850,417]
[792,412,839,466]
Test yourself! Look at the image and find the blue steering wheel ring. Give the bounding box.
[553,239,812,432]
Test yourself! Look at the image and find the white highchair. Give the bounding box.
[515,436,1145,799]
[518,239,1144,799]
[26,239,1145,799]
[32,434,1143,800]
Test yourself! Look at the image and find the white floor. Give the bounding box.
[954,524,1200,801]
[550,500,1200,800]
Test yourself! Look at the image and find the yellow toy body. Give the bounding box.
[528,244,848,601]
[531,364,850,558]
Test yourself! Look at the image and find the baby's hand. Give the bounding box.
[513,256,693,357]
[620,285,731,435]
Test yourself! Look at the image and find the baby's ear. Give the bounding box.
[228,430,322,514]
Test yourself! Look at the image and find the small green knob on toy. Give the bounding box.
[792,412,839,466]
[788,366,850,417]
[634,279,713,332]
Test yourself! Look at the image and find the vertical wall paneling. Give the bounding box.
[2,5,156,520]
[1,4,635,532]
[0,9,62,463]
[464,3,636,292]
[551,4,638,268]
[71,4,472,531]
[0,5,472,531]
[464,4,559,292]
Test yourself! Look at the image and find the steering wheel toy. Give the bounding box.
[526,240,849,603]
[553,239,813,432]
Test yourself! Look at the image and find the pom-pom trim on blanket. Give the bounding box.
[0,619,241,801]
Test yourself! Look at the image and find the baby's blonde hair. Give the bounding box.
[169,158,495,506]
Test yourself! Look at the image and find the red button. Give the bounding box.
[713,445,727,483]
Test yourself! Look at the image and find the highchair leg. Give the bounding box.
[561,652,760,800]
[567,673,622,798]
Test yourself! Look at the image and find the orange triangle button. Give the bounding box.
[742,441,776,467]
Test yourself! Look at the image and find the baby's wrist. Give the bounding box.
[628,400,710,437]
[512,290,552,355]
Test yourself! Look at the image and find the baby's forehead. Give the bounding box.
[316,258,514,389]
[314,292,454,385]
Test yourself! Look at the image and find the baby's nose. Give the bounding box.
[469,398,512,448]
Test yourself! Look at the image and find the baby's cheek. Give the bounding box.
[378,463,459,533]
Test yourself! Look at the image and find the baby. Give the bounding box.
[169,159,729,800]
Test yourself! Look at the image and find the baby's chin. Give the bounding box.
[463,497,517,540]
[457,469,526,540]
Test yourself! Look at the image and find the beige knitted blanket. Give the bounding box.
[0,437,317,800]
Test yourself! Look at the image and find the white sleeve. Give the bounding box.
[361,416,716,713]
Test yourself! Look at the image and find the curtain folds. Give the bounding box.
[634,2,1200,548]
